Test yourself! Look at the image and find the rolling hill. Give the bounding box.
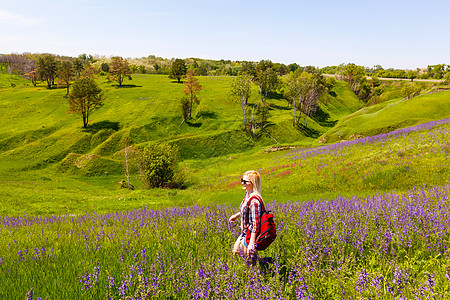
[0,72,449,216]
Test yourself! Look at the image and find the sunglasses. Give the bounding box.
[241,178,251,184]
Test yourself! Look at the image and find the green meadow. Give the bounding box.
[0,73,449,216]
[1,72,450,299]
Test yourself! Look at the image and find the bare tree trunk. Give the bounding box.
[242,95,247,131]
[189,94,193,118]
[251,105,256,135]
[292,97,296,126]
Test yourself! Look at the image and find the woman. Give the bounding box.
[229,170,263,258]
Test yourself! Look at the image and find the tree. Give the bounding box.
[37,54,58,88]
[169,58,187,83]
[255,67,280,102]
[229,73,253,132]
[73,58,85,78]
[427,64,446,79]
[401,83,422,99]
[286,71,328,127]
[67,78,104,128]
[342,63,366,94]
[137,143,181,188]
[284,71,302,126]
[240,61,256,78]
[288,63,300,73]
[57,61,74,95]
[0,54,35,75]
[109,56,132,87]
[82,63,97,79]
[101,62,110,72]
[182,70,203,119]
[179,96,190,124]
[197,63,208,76]
[303,71,327,126]
[406,70,417,82]
[153,63,161,74]
[24,69,38,86]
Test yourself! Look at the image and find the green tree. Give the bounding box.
[101,62,109,73]
[56,61,74,95]
[401,83,422,99]
[109,56,132,87]
[288,63,300,73]
[240,61,256,78]
[229,73,253,132]
[138,65,147,74]
[427,64,446,79]
[67,78,104,128]
[342,63,366,94]
[197,63,208,76]
[182,70,203,119]
[169,58,187,83]
[444,72,450,84]
[37,54,58,88]
[137,143,181,188]
[295,71,328,126]
[255,67,280,102]
[284,71,302,126]
[406,70,417,82]
[153,63,161,74]
[73,58,85,78]
[255,60,273,74]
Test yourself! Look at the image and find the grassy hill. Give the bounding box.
[0,74,360,171]
[0,72,449,216]
[323,89,450,143]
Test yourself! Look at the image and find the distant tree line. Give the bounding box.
[2,53,449,82]
[1,53,448,133]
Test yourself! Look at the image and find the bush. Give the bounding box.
[401,83,422,99]
[136,142,183,188]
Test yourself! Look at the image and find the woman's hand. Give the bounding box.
[229,213,239,224]
[247,232,257,255]
[247,242,256,254]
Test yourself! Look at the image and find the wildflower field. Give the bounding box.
[2,185,450,299]
[2,119,450,299]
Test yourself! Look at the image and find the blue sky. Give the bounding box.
[1,0,449,69]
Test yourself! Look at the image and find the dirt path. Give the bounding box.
[323,73,444,83]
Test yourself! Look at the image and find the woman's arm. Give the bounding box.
[228,212,240,224]
[247,198,262,254]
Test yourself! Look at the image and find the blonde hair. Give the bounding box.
[244,170,261,196]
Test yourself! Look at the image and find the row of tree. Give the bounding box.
[3,53,449,83]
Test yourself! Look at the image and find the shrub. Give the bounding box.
[401,83,422,99]
[136,142,183,188]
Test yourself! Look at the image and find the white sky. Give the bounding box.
[1,0,449,69]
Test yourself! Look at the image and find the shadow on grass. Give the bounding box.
[197,111,218,119]
[268,91,284,100]
[113,84,142,88]
[84,121,121,133]
[186,120,202,127]
[297,124,321,138]
[312,107,338,127]
[269,103,291,111]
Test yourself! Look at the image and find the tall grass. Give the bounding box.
[2,184,450,299]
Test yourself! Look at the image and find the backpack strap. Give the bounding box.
[246,194,266,213]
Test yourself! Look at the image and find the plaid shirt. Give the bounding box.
[240,193,262,234]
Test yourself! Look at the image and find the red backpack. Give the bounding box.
[245,195,277,251]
